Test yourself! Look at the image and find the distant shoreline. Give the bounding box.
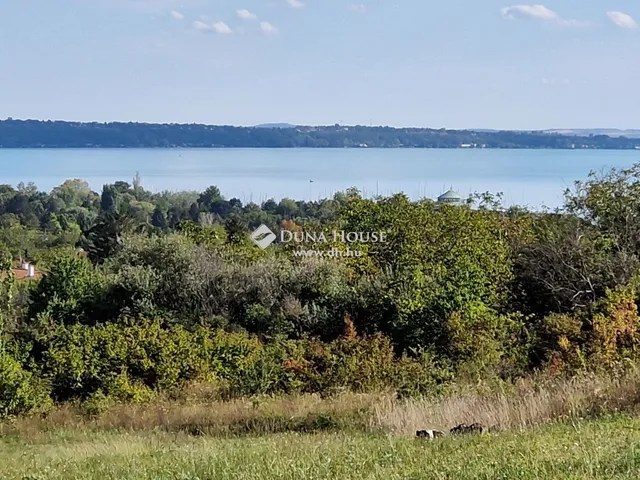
[2,146,640,150]
[2,119,640,150]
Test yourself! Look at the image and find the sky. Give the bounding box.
[1,1,639,129]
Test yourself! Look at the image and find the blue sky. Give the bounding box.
[1,1,639,129]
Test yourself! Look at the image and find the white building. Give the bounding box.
[437,189,464,206]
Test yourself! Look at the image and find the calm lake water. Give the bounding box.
[1,148,638,208]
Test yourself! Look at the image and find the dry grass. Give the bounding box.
[0,388,385,440]
[372,366,640,435]
[4,367,640,441]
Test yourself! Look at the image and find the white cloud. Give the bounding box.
[348,4,366,13]
[170,10,184,20]
[237,9,257,20]
[260,21,279,35]
[193,20,212,30]
[501,5,588,27]
[607,11,638,29]
[213,21,233,34]
[501,5,558,21]
[286,0,304,8]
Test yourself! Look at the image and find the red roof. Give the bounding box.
[2,261,41,281]
[12,268,41,281]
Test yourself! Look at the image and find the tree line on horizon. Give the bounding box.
[1,119,640,149]
[0,176,354,259]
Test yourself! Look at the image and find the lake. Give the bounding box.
[1,148,638,209]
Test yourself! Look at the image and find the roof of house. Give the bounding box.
[2,261,41,281]
[438,189,462,201]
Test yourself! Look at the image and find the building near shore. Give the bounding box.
[437,189,464,206]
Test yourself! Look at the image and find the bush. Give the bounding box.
[15,315,455,405]
[0,348,51,418]
[36,320,210,401]
[28,253,108,325]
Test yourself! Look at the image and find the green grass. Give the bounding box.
[2,415,640,479]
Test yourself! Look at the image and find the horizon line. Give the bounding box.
[2,117,640,132]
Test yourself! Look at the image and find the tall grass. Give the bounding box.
[373,366,640,434]
[4,366,640,439]
[0,390,383,440]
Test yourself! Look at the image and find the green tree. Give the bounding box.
[338,193,513,354]
[28,253,102,325]
[51,179,95,208]
[152,206,168,230]
[0,243,16,334]
[198,186,222,211]
[78,211,135,265]
[565,164,640,256]
[100,186,117,213]
[189,202,200,223]
[225,216,248,244]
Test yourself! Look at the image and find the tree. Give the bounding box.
[41,212,62,235]
[167,206,188,228]
[263,199,277,214]
[151,206,168,230]
[78,211,135,264]
[225,216,248,244]
[51,179,94,208]
[16,182,38,196]
[512,214,637,318]
[198,186,222,211]
[276,198,298,218]
[211,199,232,217]
[100,186,117,213]
[45,196,66,214]
[112,181,132,195]
[6,194,30,216]
[132,172,142,191]
[0,185,16,208]
[337,193,514,353]
[0,242,17,334]
[28,253,100,324]
[565,164,640,257]
[188,202,200,223]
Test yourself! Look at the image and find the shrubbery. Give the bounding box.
[4,165,640,416]
[0,347,51,417]
[0,316,453,414]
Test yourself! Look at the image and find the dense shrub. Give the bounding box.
[28,254,109,325]
[6,315,456,406]
[34,319,211,401]
[0,347,51,417]
[7,166,640,414]
[535,283,640,374]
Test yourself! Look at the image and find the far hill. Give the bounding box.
[1,119,640,149]
[543,129,640,139]
[254,123,297,129]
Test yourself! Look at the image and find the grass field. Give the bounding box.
[1,415,640,479]
[3,370,640,479]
